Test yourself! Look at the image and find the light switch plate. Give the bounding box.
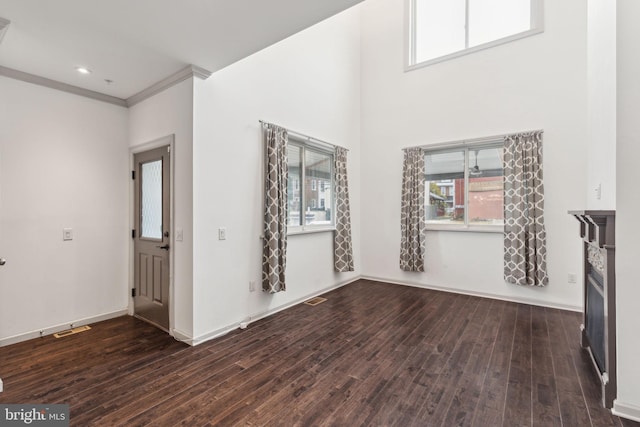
[218,228,227,240]
[63,228,73,241]
[176,228,184,242]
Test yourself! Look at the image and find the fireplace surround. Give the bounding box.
[569,210,616,408]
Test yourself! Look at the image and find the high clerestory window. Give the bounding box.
[407,0,544,69]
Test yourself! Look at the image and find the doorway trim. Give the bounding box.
[129,134,175,335]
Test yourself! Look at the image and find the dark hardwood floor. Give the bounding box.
[1,279,638,426]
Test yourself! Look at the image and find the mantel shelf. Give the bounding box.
[569,210,615,248]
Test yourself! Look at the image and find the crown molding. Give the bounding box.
[0,66,128,107]
[126,64,212,107]
[0,63,211,108]
[0,17,10,44]
[191,64,213,80]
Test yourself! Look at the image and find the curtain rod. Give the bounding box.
[403,129,544,151]
[259,120,348,151]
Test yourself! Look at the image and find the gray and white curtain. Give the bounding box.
[400,148,426,272]
[503,131,548,287]
[262,124,288,293]
[333,147,354,272]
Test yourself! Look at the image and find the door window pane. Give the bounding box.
[141,160,163,239]
[425,150,465,224]
[305,149,332,226]
[287,145,302,226]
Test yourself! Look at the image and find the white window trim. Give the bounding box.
[426,224,503,233]
[424,139,504,233]
[288,227,336,236]
[405,0,545,71]
[288,137,335,235]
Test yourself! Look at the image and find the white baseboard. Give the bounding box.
[0,275,577,349]
[190,276,360,347]
[191,324,241,347]
[171,328,195,346]
[0,309,129,347]
[613,400,640,422]
[360,275,582,312]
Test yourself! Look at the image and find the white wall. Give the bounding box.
[191,7,361,342]
[359,0,587,310]
[587,0,616,209]
[614,0,640,420]
[0,77,129,344]
[128,78,195,339]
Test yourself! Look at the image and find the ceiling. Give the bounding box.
[0,0,364,100]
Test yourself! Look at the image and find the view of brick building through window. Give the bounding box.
[426,145,503,226]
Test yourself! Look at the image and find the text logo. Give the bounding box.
[0,405,69,426]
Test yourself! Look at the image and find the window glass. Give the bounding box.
[415,0,465,64]
[304,149,332,226]
[468,0,531,46]
[286,140,334,231]
[141,160,163,239]
[410,0,540,67]
[425,150,465,224]
[425,143,504,227]
[467,147,504,225]
[287,144,302,226]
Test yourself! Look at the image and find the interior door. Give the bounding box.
[133,145,170,331]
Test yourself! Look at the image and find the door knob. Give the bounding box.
[0,258,6,266]
[156,244,170,250]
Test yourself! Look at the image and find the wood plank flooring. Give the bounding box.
[1,279,638,426]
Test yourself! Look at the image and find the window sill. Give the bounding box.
[288,226,336,236]
[425,224,503,234]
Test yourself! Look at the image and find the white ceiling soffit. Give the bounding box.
[0,0,364,101]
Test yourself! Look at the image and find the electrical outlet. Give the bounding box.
[568,273,577,283]
[249,280,256,292]
[218,227,227,240]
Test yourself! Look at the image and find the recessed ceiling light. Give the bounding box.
[76,67,92,75]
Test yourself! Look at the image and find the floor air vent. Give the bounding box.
[54,325,91,338]
[304,296,327,306]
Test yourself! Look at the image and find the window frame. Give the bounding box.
[287,137,336,235]
[424,140,504,233]
[405,0,544,71]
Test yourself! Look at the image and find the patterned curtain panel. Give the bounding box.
[262,124,288,293]
[399,148,426,272]
[334,147,354,272]
[503,131,548,287]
